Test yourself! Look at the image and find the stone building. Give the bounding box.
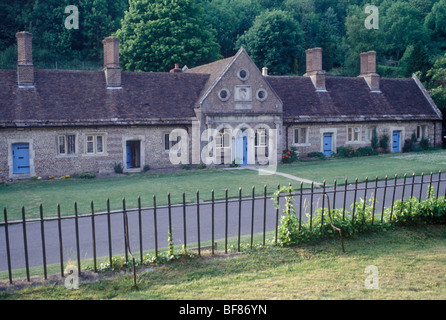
[0,31,442,180]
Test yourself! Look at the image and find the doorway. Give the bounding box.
[12,143,30,174]
[126,140,141,169]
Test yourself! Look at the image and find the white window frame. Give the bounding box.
[85,134,105,155]
[416,125,427,141]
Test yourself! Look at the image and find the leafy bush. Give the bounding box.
[114,163,123,174]
[371,129,379,152]
[420,137,431,150]
[379,134,389,152]
[282,147,298,163]
[336,146,356,158]
[356,146,377,157]
[196,163,206,169]
[307,152,325,159]
[272,185,446,247]
[181,164,190,170]
[143,165,150,172]
[78,172,96,179]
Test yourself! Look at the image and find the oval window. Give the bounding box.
[237,68,249,81]
[256,88,267,101]
[218,88,230,101]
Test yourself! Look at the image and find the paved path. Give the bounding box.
[227,166,322,186]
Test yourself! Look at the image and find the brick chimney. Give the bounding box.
[359,51,380,92]
[304,47,326,92]
[16,31,34,87]
[170,63,182,73]
[102,36,121,88]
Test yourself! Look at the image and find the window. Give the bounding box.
[256,88,268,101]
[237,68,249,81]
[86,135,105,154]
[218,88,230,101]
[58,134,76,155]
[216,129,231,148]
[255,128,267,147]
[164,133,180,151]
[416,125,427,140]
[347,127,361,142]
[294,128,308,144]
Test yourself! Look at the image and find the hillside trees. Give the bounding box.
[115,0,222,72]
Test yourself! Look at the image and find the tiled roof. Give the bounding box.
[0,69,209,127]
[265,75,442,123]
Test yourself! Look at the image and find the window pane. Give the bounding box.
[294,129,299,144]
[67,135,76,154]
[223,131,230,148]
[164,133,170,150]
[300,128,306,144]
[58,136,65,154]
[348,128,352,141]
[96,136,103,153]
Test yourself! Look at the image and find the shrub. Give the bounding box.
[143,165,150,172]
[282,147,298,163]
[420,137,431,150]
[371,129,379,151]
[78,172,96,179]
[336,146,356,158]
[196,163,206,169]
[356,146,377,157]
[114,163,123,174]
[402,138,413,153]
[230,159,240,167]
[379,134,389,152]
[307,152,325,159]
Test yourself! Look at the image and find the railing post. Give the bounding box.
[196,189,201,256]
[4,208,13,284]
[107,199,113,270]
[343,178,348,220]
[22,206,30,282]
[251,185,255,249]
[153,195,158,257]
[263,184,267,246]
[40,204,47,279]
[275,184,280,243]
[183,192,187,250]
[138,196,143,263]
[238,187,242,252]
[225,188,228,254]
[381,176,388,223]
[74,202,81,276]
[91,200,97,272]
[212,189,215,255]
[122,198,128,263]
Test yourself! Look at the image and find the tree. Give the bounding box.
[236,9,303,75]
[115,0,222,72]
[399,42,431,79]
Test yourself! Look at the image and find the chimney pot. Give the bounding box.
[102,36,121,88]
[16,31,34,87]
[170,63,182,73]
[262,67,268,76]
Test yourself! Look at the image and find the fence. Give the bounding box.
[1,171,445,284]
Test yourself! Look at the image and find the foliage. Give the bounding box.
[307,152,325,160]
[272,184,446,247]
[196,163,207,169]
[379,134,390,152]
[115,0,222,72]
[78,172,96,179]
[371,129,379,152]
[336,146,356,158]
[114,163,124,174]
[236,9,303,75]
[281,147,299,163]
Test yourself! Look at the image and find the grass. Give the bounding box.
[1,149,446,221]
[1,225,445,300]
[277,149,446,184]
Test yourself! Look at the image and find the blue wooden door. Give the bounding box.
[323,133,333,156]
[126,141,132,168]
[392,131,400,153]
[242,136,248,165]
[12,143,30,174]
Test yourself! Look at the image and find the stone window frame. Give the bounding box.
[84,133,107,156]
[218,88,231,102]
[347,126,362,143]
[293,127,310,146]
[256,88,268,102]
[416,125,428,141]
[237,68,250,81]
[56,133,78,157]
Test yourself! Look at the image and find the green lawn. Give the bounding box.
[1,150,446,221]
[2,225,445,300]
[278,149,446,185]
